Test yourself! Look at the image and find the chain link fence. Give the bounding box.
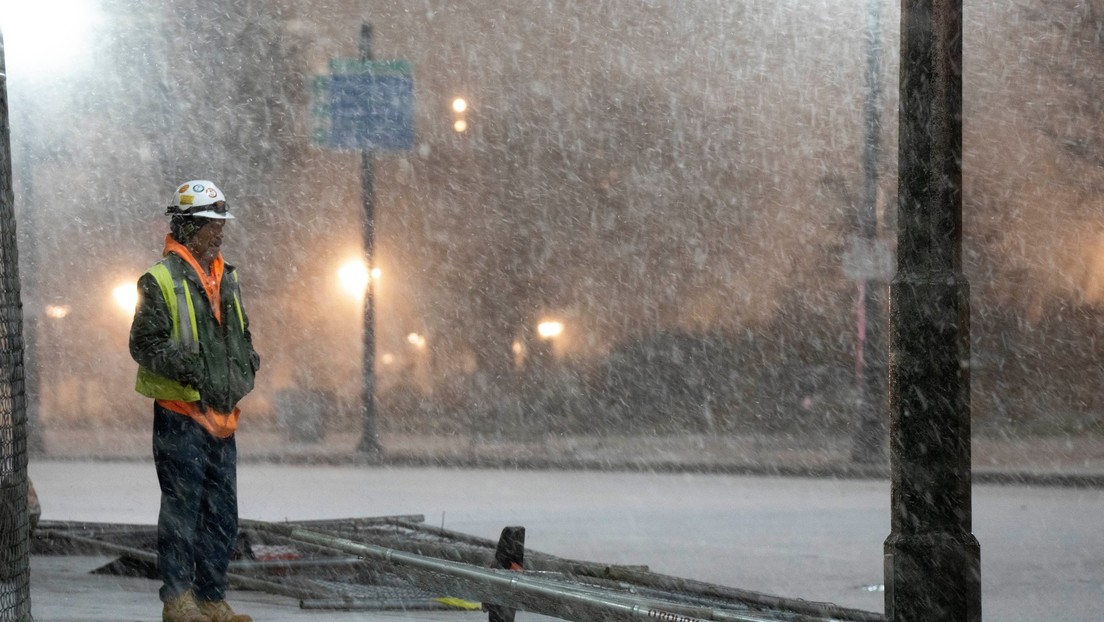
[0,33,33,622]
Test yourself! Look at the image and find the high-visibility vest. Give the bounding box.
[134,261,245,401]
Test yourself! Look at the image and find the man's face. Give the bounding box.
[188,219,225,263]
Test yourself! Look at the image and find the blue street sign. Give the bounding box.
[313,60,414,152]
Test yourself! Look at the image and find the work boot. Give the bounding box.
[197,600,252,622]
[162,590,209,622]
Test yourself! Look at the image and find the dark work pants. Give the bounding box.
[153,404,238,603]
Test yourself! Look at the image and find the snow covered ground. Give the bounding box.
[28,460,1104,621]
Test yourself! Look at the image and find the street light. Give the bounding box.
[537,320,564,339]
[1,0,102,458]
[43,304,69,320]
[0,1,101,76]
[530,320,565,372]
[451,96,468,133]
[112,282,138,315]
[338,258,379,300]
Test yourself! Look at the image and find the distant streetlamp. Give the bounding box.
[337,258,377,300]
[406,332,427,348]
[44,304,69,320]
[451,96,469,133]
[529,320,565,372]
[112,282,138,315]
[537,320,564,339]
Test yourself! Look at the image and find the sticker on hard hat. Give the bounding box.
[179,195,194,205]
[192,184,205,192]
[207,188,218,198]
[177,184,189,193]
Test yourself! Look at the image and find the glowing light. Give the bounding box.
[112,282,138,315]
[537,320,564,339]
[453,119,468,133]
[407,332,427,348]
[0,1,102,76]
[44,304,70,319]
[452,97,468,113]
[338,259,370,299]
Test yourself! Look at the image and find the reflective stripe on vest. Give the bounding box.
[147,263,200,354]
[230,271,245,332]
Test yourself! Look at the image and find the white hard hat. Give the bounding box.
[166,180,235,219]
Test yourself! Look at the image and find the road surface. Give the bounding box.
[28,460,1104,621]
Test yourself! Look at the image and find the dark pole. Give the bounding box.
[884,0,980,620]
[851,0,887,464]
[356,23,382,454]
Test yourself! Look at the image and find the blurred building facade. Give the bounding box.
[7,0,1104,443]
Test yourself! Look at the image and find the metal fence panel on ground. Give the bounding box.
[35,515,884,622]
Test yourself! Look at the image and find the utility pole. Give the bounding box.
[851,0,887,464]
[356,23,383,454]
[884,0,980,620]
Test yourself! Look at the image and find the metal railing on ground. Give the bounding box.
[34,515,885,622]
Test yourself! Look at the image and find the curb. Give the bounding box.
[233,452,1104,488]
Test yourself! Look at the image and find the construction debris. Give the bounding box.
[34,515,884,622]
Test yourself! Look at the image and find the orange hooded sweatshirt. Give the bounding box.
[156,235,240,438]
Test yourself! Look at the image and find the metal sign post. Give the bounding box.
[355,24,382,455]
[850,0,888,466]
[312,26,414,454]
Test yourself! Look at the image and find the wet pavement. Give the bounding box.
[24,429,1104,621]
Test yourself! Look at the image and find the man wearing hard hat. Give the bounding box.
[130,180,259,622]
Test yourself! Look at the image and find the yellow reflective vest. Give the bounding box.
[132,258,248,404]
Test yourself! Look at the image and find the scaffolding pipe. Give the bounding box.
[599,566,885,622]
[267,523,846,622]
[295,527,648,580]
[383,517,651,574]
[299,598,460,611]
[278,514,425,529]
[228,557,364,573]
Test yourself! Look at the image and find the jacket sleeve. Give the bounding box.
[129,272,204,388]
[231,267,261,374]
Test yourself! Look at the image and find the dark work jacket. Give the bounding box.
[130,252,260,414]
